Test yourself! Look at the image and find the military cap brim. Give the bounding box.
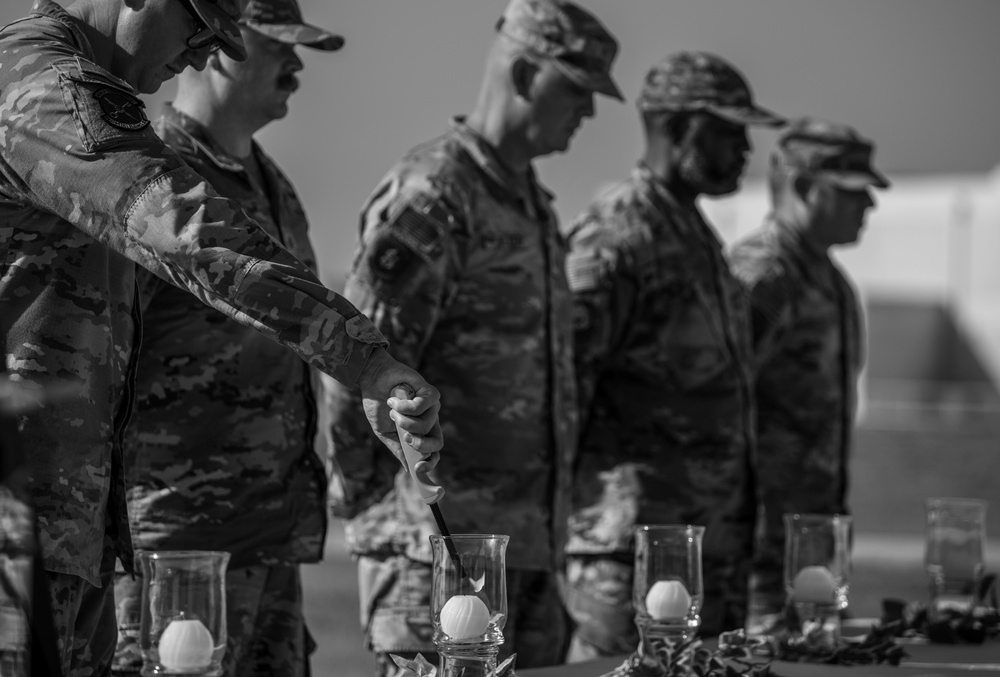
[709,102,785,128]
[821,168,891,190]
[552,60,624,101]
[189,0,247,61]
[243,20,345,51]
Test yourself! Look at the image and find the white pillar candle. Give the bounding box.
[645,579,691,620]
[158,618,214,670]
[440,594,491,639]
[792,565,838,603]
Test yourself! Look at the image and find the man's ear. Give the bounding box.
[206,51,225,72]
[793,173,815,202]
[663,114,691,145]
[510,56,540,101]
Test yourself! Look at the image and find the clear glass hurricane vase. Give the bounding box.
[430,534,509,677]
[138,550,230,677]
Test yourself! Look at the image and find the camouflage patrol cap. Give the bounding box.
[777,117,890,189]
[187,0,247,61]
[496,0,624,101]
[241,0,344,51]
[638,51,783,127]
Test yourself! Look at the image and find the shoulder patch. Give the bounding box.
[52,58,157,151]
[566,248,611,293]
[385,196,453,262]
[92,87,149,131]
[368,231,417,281]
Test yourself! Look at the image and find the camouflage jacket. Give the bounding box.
[327,118,578,571]
[1,386,34,672]
[565,164,756,559]
[728,219,863,514]
[0,0,385,586]
[122,105,327,570]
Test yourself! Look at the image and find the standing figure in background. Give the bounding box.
[1,374,64,677]
[564,51,784,660]
[729,117,888,632]
[0,0,442,674]
[111,1,348,674]
[326,0,623,673]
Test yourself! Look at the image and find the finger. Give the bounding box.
[388,384,440,416]
[412,451,440,475]
[394,419,443,454]
[390,406,441,438]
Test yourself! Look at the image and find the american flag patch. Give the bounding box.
[390,202,450,260]
[566,250,605,292]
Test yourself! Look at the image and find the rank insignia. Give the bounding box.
[94,87,150,131]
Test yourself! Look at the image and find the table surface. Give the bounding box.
[519,639,1000,677]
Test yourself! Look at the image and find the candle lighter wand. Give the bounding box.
[392,386,469,581]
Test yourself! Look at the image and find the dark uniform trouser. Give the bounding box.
[564,552,750,662]
[46,529,118,677]
[112,563,315,677]
[359,555,568,677]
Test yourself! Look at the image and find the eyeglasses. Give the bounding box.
[175,0,225,53]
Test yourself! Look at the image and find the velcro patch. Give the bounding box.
[566,249,607,293]
[54,58,157,152]
[369,232,416,280]
[388,198,451,261]
[93,87,149,131]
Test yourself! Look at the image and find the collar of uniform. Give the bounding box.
[771,217,831,265]
[633,162,722,250]
[769,217,837,287]
[30,0,96,63]
[160,103,248,173]
[448,116,555,210]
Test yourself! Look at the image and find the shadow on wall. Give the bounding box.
[851,296,1000,538]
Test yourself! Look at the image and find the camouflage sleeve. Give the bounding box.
[327,187,454,517]
[566,215,637,430]
[0,55,384,388]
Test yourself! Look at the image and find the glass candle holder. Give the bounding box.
[430,534,508,677]
[783,514,851,646]
[633,524,704,668]
[925,497,987,617]
[138,551,230,677]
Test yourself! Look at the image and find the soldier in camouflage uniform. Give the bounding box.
[563,52,784,660]
[325,0,622,673]
[0,1,443,675]
[728,118,888,631]
[1,373,64,677]
[109,1,346,675]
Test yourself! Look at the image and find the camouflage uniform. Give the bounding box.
[327,116,578,671]
[728,219,862,619]
[110,103,330,674]
[0,1,384,673]
[1,374,60,677]
[563,52,784,659]
[565,165,757,647]
[728,118,888,623]
[329,1,623,671]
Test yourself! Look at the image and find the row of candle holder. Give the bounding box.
[129,496,986,676]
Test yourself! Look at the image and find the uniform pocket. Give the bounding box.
[52,58,155,153]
